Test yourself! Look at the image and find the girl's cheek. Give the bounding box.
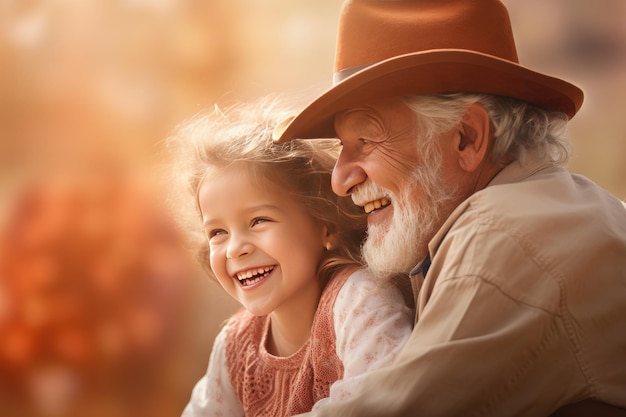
[208,247,221,270]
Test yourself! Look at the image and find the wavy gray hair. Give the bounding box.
[403,93,571,166]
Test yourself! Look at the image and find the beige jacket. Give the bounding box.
[302,155,626,416]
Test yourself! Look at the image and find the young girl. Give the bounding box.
[168,98,413,417]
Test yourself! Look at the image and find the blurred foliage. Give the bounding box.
[0,1,623,416]
[0,174,196,416]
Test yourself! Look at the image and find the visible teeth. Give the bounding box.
[236,266,273,283]
[241,276,261,286]
[364,197,390,214]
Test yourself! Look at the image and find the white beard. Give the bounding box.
[361,191,424,276]
[358,165,456,277]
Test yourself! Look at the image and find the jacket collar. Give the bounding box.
[411,151,557,278]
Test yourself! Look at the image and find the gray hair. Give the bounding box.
[402,93,571,166]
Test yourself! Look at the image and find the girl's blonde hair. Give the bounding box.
[167,96,366,287]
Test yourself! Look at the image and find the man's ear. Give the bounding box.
[455,103,491,173]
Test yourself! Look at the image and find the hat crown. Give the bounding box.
[272,0,583,144]
[335,0,518,79]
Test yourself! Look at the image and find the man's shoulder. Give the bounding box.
[466,167,621,223]
[433,166,626,262]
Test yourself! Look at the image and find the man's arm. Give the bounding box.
[299,272,583,416]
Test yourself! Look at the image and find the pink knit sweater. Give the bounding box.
[224,270,350,417]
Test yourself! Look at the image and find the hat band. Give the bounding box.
[333,64,369,85]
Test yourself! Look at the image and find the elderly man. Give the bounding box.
[273,0,626,416]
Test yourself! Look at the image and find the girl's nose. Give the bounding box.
[226,235,253,259]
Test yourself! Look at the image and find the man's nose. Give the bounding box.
[332,150,367,196]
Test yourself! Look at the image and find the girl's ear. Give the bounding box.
[323,225,338,251]
[455,103,491,173]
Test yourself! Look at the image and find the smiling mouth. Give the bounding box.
[235,266,274,287]
[363,197,391,214]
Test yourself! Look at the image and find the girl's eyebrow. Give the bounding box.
[202,203,284,227]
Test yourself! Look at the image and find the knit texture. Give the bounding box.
[225,270,351,417]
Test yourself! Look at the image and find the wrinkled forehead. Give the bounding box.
[335,106,382,136]
[334,98,416,139]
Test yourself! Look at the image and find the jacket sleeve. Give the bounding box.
[299,225,585,416]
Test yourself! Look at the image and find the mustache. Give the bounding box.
[351,181,391,207]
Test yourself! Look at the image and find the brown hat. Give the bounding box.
[273,0,584,143]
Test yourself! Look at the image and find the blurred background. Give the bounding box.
[0,1,624,416]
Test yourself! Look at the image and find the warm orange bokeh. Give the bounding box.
[0,1,624,416]
[0,175,197,416]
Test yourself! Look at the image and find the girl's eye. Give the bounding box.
[207,228,227,239]
[251,217,270,226]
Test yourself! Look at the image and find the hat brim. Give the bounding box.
[273,49,584,142]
